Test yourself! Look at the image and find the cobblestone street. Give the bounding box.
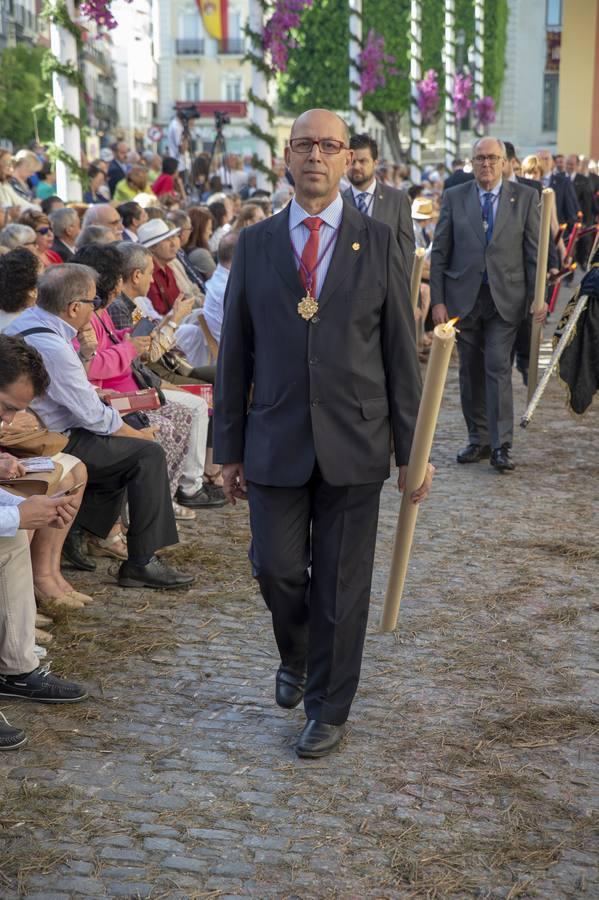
[1,326,597,898]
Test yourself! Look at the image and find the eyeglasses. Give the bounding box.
[36,226,52,235]
[71,296,101,308]
[289,138,347,155]
[108,220,122,227]
[473,155,503,164]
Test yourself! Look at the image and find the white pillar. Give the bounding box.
[348,0,363,129]
[443,0,458,170]
[409,0,422,184]
[248,0,272,191]
[473,0,485,104]
[50,0,82,201]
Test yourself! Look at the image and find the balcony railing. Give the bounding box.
[217,38,245,55]
[176,38,205,55]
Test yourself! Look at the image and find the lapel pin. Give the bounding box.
[510,196,516,203]
[352,242,360,251]
[378,194,384,200]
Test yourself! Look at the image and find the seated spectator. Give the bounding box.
[0,150,37,212]
[0,223,37,252]
[18,210,62,269]
[73,242,218,513]
[118,201,147,242]
[113,166,149,204]
[49,207,81,262]
[83,164,109,204]
[143,151,162,185]
[41,196,65,216]
[10,150,41,203]
[5,265,194,589]
[137,219,183,315]
[35,163,56,201]
[0,336,87,751]
[0,248,41,332]
[186,207,217,281]
[81,204,124,240]
[165,210,206,300]
[232,203,265,232]
[207,200,232,253]
[152,157,180,199]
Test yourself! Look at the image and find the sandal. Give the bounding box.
[173,502,196,521]
[34,588,84,610]
[88,533,128,560]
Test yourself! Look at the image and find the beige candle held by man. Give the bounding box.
[527,188,555,402]
[380,318,458,633]
[410,247,427,312]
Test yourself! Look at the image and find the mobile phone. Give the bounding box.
[51,481,85,498]
[131,318,156,337]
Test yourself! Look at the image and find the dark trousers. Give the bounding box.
[457,286,520,449]
[64,429,178,558]
[511,315,531,381]
[247,468,383,726]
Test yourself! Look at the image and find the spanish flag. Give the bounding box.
[196,0,228,41]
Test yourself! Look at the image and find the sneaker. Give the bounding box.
[0,666,88,703]
[0,713,26,750]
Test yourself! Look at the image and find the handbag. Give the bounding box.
[160,349,194,377]
[103,389,162,413]
[0,424,68,457]
[0,461,64,497]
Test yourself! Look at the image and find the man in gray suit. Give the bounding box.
[343,133,415,277]
[215,109,432,759]
[430,137,545,471]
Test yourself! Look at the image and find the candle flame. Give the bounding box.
[571,262,577,270]
[442,317,459,332]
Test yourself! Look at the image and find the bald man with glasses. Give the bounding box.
[430,137,542,472]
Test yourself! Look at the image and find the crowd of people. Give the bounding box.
[0,121,597,752]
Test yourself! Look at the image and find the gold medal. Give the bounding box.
[297,292,319,321]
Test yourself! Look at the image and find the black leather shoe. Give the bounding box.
[118,555,195,590]
[0,666,87,703]
[490,446,515,472]
[295,719,346,759]
[176,486,226,509]
[457,443,491,464]
[0,718,27,750]
[61,528,96,572]
[275,667,306,709]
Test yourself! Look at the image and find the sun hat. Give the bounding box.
[137,219,181,248]
[411,197,434,220]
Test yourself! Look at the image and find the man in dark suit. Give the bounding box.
[537,149,578,227]
[107,142,129,197]
[430,137,543,471]
[49,207,80,262]
[565,154,595,265]
[444,158,474,191]
[343,133,414,276]
[214,108,432,759]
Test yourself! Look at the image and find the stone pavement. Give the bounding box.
[1,318,598,898]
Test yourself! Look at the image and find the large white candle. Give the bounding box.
[527,188,555,402]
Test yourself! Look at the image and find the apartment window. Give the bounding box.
[224,77,242,102]
[184,78,202,102]
[546,0,562,28]
[542,73,559,131]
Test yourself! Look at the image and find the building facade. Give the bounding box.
[0,0,40,51]
[110,0,157,149]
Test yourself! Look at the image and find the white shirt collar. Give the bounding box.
[289,193,344,231]
[350,178,377,198]
[477,179,502,198]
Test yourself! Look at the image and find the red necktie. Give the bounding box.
[300,217,324,296]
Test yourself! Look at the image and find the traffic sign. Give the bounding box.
[147,125,163,143]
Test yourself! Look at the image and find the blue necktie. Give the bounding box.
[356,192,369,214]
[482,192,495,244]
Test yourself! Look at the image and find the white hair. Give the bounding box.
[472,137,507,159]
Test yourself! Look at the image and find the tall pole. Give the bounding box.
[409,0,422,184]
[50,0,82,201]
[248,0,272,191]
[443,0,457,170]
[473,0,485,104]
[348,0,363,130]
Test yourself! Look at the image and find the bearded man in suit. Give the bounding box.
[430,137,545,471]
[214,109,433,759]
[343,133,415,276]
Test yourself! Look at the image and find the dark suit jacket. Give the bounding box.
[430,178,539,324]
[107,160,128,197]
[549,171,578,226]
[50,238,75,263]
[444,170,474,190]
[516,176,558,270]
[571,173,594,223]
[214,202,422,486]
[343,182,414,277]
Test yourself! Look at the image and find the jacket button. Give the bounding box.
[309,357,319,365]
[311,315,320,324]
[311,399,320,407]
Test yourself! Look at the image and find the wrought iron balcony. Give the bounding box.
[176,38,205,55]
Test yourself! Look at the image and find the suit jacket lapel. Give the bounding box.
[265,207,304,298]
[491,179,513,244]
[371,182,387,219]
[317,203,367,312]
[464,180,486,247]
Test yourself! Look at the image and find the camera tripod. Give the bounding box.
[208,121,232,189]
